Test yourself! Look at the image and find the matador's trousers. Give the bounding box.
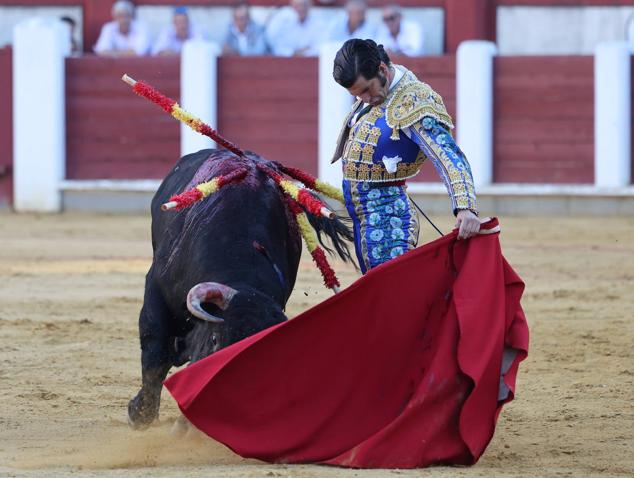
[343,179,419,274]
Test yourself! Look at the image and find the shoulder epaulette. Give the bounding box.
[385,80,454,140]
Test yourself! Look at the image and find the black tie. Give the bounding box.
[355,104,372,123]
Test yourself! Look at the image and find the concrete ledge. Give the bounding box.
[407,182,634,197]
[408,183,634,216]
[59,179,162,192]
[59,180,634,215]
[60,180,161,213]
[62,190,155,213]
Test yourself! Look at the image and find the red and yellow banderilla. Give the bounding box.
[161,167,249,211]
[121,74,344,292]
[122,74,336,220]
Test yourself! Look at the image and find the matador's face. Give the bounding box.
[346,62,391,107]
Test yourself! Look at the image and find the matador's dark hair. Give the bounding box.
[333,39,391,88]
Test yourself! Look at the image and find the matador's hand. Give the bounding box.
[455,210,480,240]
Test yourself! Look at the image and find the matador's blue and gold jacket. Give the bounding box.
[332,65,477,214]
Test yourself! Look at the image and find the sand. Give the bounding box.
[0,212,632,477]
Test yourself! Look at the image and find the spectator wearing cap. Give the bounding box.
[94,0,150,56]
[266,0,324,57]
[375,4,424,57]
[327,0,377,43]
[152,7,206,55]
[222,3,268,56]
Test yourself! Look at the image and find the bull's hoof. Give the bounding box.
[127,392,159,430]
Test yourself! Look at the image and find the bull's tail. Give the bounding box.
[306,206,356,267]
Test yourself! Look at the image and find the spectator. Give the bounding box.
[375,5,423,57]
[60,16,81,54]
[94,0,150,57]
[327,0,377,43]
[152,7,205,55]
[222,3,268,56]
[266,0,324,57]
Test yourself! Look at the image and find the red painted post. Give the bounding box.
[83,0,113,53]
[445,0,495,53]
[0,46,13,207]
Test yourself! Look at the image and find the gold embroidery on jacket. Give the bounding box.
[340,65,454,182]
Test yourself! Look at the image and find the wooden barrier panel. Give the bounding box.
[217,56,318,174]
[65,55,180,179]
[65,55,457,183]
[62,54,599,186]
[493,56,594,184]
[0,46,12,206]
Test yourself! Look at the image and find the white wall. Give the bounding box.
[13,18,70,212]
[0,7,82,49]
[498,6,634,55]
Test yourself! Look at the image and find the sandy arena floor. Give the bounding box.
[0,212,632,477]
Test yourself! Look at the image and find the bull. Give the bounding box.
[127,149,353,428]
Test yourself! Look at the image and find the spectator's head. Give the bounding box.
[61,16,79,51]
[333,39,392,106]
[60,16,76,34]
[173,6,190,40]
[381,5,402,36]
[291,0,311,23]
[345,0,367,33]
[111,0,135,34]
[232,2,251,33]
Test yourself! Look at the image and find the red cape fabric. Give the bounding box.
[164,218,529,468]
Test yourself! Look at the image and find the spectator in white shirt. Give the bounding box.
[222,2,268,56]
[376,5,424,57]
[327,0,377,43]
[94,0,150,57]
[152,7,205,56]
[266,0,324,57]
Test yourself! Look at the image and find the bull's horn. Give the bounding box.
[186,282,238,323]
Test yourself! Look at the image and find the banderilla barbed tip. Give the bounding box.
[122,74,136,87]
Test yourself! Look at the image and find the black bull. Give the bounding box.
[128,149,353,428]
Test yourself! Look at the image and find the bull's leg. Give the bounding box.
[128,278,172,429]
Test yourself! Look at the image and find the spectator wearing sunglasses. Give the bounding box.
[376,5,423,57]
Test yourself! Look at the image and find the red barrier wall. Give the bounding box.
[493,56,594,184]
[0,47,12,207]
[65,55,598,186]
[217,57,318,174]
[65,56,180,179]
[63,56,455,182]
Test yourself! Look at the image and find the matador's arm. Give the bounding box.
[406,116,478,215]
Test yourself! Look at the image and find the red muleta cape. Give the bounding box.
[164,218,529,468]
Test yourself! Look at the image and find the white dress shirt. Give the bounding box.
[266,8,325,57]
[151,24,206,55]
[327,15,378,43]
[376,20,424,57]
[94,20,150,56]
